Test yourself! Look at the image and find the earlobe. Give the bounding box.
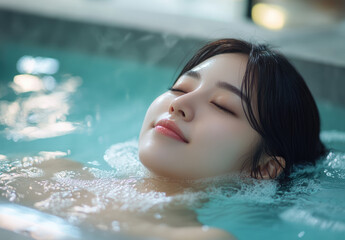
[256,156,286,180]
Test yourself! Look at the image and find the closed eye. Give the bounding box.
[211,102,236,116]
[168,87,186,93]
[168,87,236,116]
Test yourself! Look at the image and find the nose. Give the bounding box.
[169,97,194,122]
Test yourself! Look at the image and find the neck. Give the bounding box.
[133,171,240,196]
[134,172,206,196]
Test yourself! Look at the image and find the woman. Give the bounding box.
[0,38,326,240]
[139,38,326,181]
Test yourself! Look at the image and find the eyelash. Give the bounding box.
[168,87,236,116]
[168,87,186,93]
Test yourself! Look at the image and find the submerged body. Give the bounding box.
[0,155,235,240]
[1,141,345,240]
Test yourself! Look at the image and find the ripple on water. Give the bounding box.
[196,148,345,239]
[1,139,345,239]
[103,139,149,178]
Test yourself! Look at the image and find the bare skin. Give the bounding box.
[0,158,236,240]
[138,53,285,180]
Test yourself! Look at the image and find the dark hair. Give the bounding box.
[171,38,327,180]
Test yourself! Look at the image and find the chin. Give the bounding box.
[139,151,187,180]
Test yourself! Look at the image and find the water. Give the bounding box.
[0,40,345,240]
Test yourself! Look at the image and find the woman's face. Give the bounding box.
[138,53,261,180]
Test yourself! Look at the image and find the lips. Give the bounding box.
[154,119,189,143]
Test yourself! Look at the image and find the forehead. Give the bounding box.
[191,53,248,87]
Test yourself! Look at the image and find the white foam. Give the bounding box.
[103,139,149,178]
[324,151,345,170]
[1,140,345,238]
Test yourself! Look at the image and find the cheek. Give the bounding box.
[138,93,187,176]
[192,117,258,174]
[139,94,170,141]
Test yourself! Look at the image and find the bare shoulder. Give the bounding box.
[34,158,93,179]
[170,226,237,240]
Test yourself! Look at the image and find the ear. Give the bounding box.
[256,156,286,180]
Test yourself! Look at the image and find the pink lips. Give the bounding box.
[154,119,189,143]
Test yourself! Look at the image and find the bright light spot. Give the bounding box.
[0,77,82,141]
[252,3,286,30]
[12,74,44,93]
[0,154,7,161]
[38,151,68,160]
[17,55,59,75]
[298,231,305,238]
[16,122,77,140]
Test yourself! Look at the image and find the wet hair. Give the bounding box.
[171,38,327,180]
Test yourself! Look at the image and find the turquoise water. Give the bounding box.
[1,41,345,240]
[0,42,175,164]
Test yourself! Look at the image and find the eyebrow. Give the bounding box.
[182,70,248,101]
[184,70,201,79]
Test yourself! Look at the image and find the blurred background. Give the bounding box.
[1,0,345,70]
[0,0,344,156]
[1,0,345,30]
[0,0,345,156]
[0,0,345,157]
[1,1,345,239]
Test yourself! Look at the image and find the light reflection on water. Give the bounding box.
[0,203,81,240]
[17,55,59,75]
[0,73,82,141]
[12,74,45,93]
[1,138,345,239]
